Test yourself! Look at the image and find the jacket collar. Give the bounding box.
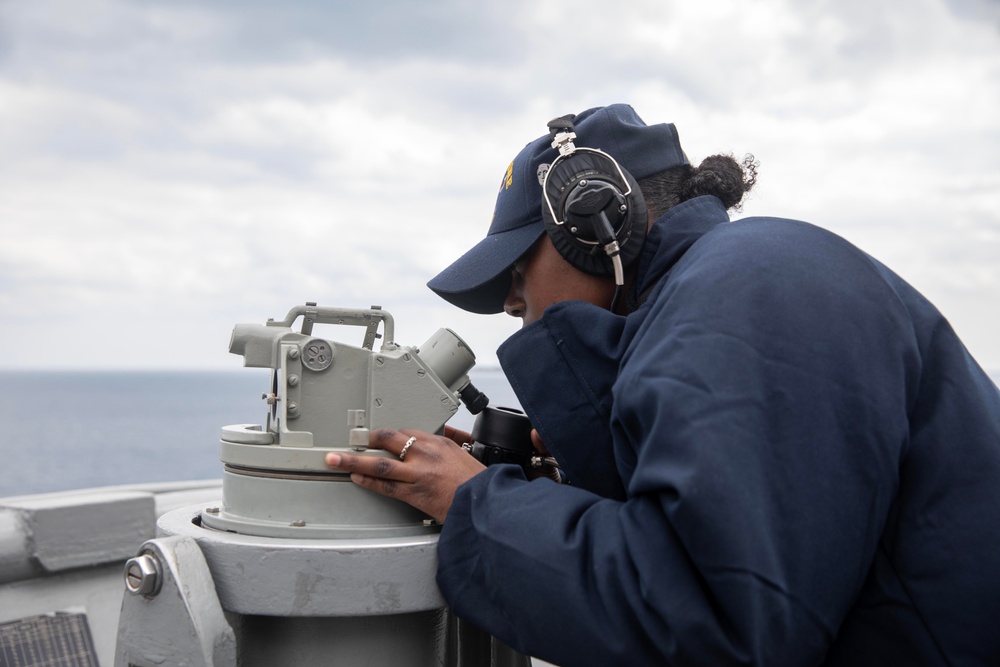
[496,196,729,497]
[631,195,731,300]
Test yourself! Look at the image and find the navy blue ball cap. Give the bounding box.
[427,104,688,314]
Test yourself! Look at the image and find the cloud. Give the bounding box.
[1,0,998,371]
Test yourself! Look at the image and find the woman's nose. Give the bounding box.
[503,269,525,319]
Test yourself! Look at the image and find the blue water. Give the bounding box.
[0,368,520,497]
[2,368,998,498]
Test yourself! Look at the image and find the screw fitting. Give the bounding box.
[124,552,162,598]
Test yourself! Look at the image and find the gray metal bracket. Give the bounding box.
[114,535,235,667]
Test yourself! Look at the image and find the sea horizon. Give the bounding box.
[2,367,998,498]
[0,367,518,497]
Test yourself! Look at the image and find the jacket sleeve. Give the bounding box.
[437,220,917,666]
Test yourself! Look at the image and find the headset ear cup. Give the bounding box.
[543,202,604,275]
[610,167,647,269]
[542,151,647,277]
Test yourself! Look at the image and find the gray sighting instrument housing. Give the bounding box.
[208,302,485,538]
[115,303,528,667]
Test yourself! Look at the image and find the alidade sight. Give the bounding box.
[204,303,486,539]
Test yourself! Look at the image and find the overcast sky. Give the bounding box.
[1,0,998,374]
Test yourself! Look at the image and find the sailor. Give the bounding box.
[327,104,1000,665]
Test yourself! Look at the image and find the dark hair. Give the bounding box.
[638,153,759,220]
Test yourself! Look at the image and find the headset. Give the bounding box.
[540,114,648,310]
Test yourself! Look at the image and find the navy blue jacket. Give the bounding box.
[437,196,1000,666]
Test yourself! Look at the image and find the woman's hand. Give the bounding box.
[325,425,486,524]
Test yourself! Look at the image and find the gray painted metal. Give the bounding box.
[120,306,530,665]
[227,310,473,456]
[212,306,476,539]
[0,490,155,583]
[153,506,533,666]
[201,469,439,539]
[159,504,445,616]
[114,535,236,667]
[0,481,225,667]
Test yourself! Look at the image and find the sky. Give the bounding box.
[1,0,998,373]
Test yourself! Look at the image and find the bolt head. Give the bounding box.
[124,553,161,597]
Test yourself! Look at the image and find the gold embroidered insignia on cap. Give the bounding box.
[503,160,514,190]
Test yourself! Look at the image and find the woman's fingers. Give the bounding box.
[324,426,486,523]
[325,449,413,482]
[444,424,473,447]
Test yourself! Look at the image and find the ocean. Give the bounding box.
[0,368,521,497]
[1,368,998,498]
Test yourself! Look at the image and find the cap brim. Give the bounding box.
[427,222,545,314]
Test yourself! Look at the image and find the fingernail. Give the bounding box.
[325,453,342,467]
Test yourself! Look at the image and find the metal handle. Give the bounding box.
[268,304,395,350]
